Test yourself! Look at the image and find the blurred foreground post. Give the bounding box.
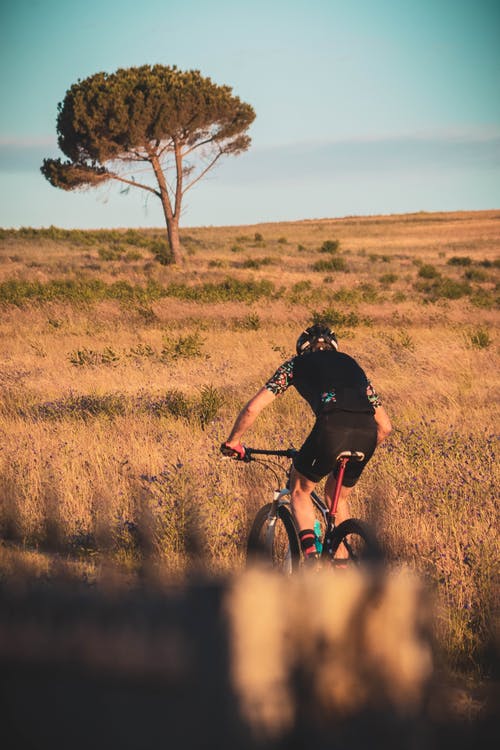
[0,567,496,749]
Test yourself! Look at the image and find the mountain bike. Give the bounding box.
[226,446,383,573]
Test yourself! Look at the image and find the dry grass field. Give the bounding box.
[0,210,498,696]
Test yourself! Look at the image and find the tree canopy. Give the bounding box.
[41,65,256,263]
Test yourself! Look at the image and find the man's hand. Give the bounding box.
[220,442,246,460]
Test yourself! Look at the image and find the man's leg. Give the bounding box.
[289,466,319,559]
[324,473,354,560]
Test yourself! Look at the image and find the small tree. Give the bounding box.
[41,65,255,264]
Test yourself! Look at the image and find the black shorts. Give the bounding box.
[293,410,378,485]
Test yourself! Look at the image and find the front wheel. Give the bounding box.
[327,518,383,565]
[246,502,301,573]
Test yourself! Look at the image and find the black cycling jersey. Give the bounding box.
[264,350,381,417]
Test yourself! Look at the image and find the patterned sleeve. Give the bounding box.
[264,358,295,396]
[366,381,382,408]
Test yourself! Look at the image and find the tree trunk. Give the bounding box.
[166,216,183,265]
[150,154,183,265]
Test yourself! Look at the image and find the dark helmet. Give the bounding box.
[296,324,338,355]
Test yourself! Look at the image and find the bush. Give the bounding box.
[98,246,124,261]
[466,327,492,349]
[161,333,205,360]
[240,257,273,269]
[311,307,360,328]
[312,257,347,272]
[479,258,500,268]
[150,390,192,420]
[0,276,277,306]
[320,240,340,254]
[33,392,128,420]
[415,276,472,301]
[233,314,261,330]
[149,239,173,265]
[464,268,488,282]
[418,264,440,279]
[379,273,398,285]
[447,256,472,266]
[469,288,498,309]
[196,385,224,429]
[69,347,120,366]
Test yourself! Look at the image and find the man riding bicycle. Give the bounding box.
[221,324,392,561]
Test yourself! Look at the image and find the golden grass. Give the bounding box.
[0,209,499,678]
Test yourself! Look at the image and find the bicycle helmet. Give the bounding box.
[296,324,338,355]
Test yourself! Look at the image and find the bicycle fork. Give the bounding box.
[264,489,290,547]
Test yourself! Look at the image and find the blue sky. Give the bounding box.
[1,0,499,228]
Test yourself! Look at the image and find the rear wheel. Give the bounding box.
[327,518,382,565]
[247,502,301,573]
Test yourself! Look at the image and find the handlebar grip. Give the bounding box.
[220,443,247,460]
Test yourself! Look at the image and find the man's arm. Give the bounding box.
[374,405,392,445]
[224,387,276,448]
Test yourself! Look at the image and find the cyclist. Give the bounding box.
[221,324,392,561]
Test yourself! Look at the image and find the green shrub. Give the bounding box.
[384,329,415,354]
[479,258,500,268]
[34,392,128,420]
[418,264,440,279]
[289,280,313,303]
[392,291,407,303]
[292,280,312,294]
[415,276,472,301]
[151,390,192,420]
[161,332,205,360]
[312,257,347,272]
[98,246,125,260]
[466,327,492,349]
[69,347,120,366]
[0,226,166,252]
[469,288,498,309]
[233,313,261,330]
[464,268,488,282]
[196,385,224,429]
[331,287,360,304]
[0,276,277,306]
[379,273,398,285]
[277,237,287,244]
[358,283,379,303]
[136,305,158,324]
[320,240,340,254]
[240,257,273,269]
[144,386,223,427]
[311,307,360,328]
[149,239,173,265]
[128,343,156,359]
[447,256,472,266]
[125,250,143,261]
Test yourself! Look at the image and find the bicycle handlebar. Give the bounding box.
[243,447,298,461]
[220,444,297,462]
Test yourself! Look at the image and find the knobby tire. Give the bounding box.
[247,502,301,573]
[328,518,383,564]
